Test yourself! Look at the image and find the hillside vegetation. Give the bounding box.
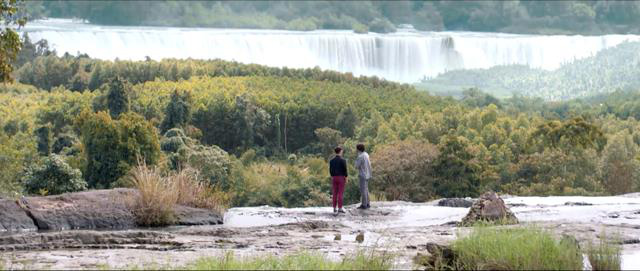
[26,1,640,35]
[419,41,640,101]
[2,54,640,208]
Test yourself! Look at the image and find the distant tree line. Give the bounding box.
[26,1,640,34]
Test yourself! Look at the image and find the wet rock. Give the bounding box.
[174,205,223,225]
[507,203,526,207]
[0,198,37,232]
[311,235,323,239]
[440,221,458,226]
[608,213,620,218]
[0,230,180,251]
[355,232,364,243]
[414,243,457,269]
[634,210,640,215]
[622,238,640,244]
[22,189,137,231]
[461,191,518,226]
[334,234,341,241]
[564,202,593,206]
[438,198,473,208]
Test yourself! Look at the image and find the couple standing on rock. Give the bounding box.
[329,143,372,215]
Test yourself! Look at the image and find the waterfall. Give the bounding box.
[21,19,640,83]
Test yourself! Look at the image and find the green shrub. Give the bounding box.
[352,23,369,34]
[368,18,396,33]
[161,128,232,189]
[22,154,87,195]
[76,111,161,189]
[451,227,583,270]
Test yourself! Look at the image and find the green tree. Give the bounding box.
[77,110,160,188]
[600,132,640,194]
[335,105,358,138]
[107,76,130,119]
[160,89,192,132]
[22,154,87,195]
[433,135,482,197]
[1,0,26,82]
[371,140,439,201]
[35,124,52,156]
[314,127,345,157]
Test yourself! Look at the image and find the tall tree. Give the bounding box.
[1,0,26,82]
[107,76,130,119]
[160,89,192,132]
[335,105,358,138]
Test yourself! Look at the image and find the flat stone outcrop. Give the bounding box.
[0,230,181,251]
[22,189,137,231]
[0,199,37,232]
[461,191,518,226]
[0,188,224,233]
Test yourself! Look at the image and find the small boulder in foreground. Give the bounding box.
[461,191,518,226]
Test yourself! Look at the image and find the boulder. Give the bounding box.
[174,205,223,226]
[7,188,224,232]
[0,199,37,232]
[414,243,457,270]
[22,189,137,231]
[461,191,518,226]
[438,198,474,208]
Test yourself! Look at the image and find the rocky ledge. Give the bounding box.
[0,188,223,232]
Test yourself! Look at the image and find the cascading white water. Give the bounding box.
[21,19,640,83]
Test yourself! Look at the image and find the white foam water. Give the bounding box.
[21,19,640,83]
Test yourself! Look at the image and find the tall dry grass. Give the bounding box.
[129,163,179,226]
[129,163,229,227]
[173,167,229,213]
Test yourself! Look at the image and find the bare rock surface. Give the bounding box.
[3,196,640,270]
[22,189,137,231]
[0,189,224,233]
[461,191,518,225]
[0,199,37,232]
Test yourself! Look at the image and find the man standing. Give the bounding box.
[329,147,348,215]
[355,143,372,209]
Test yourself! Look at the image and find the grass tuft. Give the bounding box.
[586,231,622,271]
[185,250,394,270]
[451,226,583,270]
[129,163,229,227]
[129,162,179,226]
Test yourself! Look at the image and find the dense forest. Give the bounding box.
[24,1,640,34]
[2,38,640,207]
[418,41,640,101]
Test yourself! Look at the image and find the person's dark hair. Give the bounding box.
[334,146,343,154]
[357,143,365,152]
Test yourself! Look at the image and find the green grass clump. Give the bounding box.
[185,250,394,270]
[586,231,622,270]
[451,227,583,270]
